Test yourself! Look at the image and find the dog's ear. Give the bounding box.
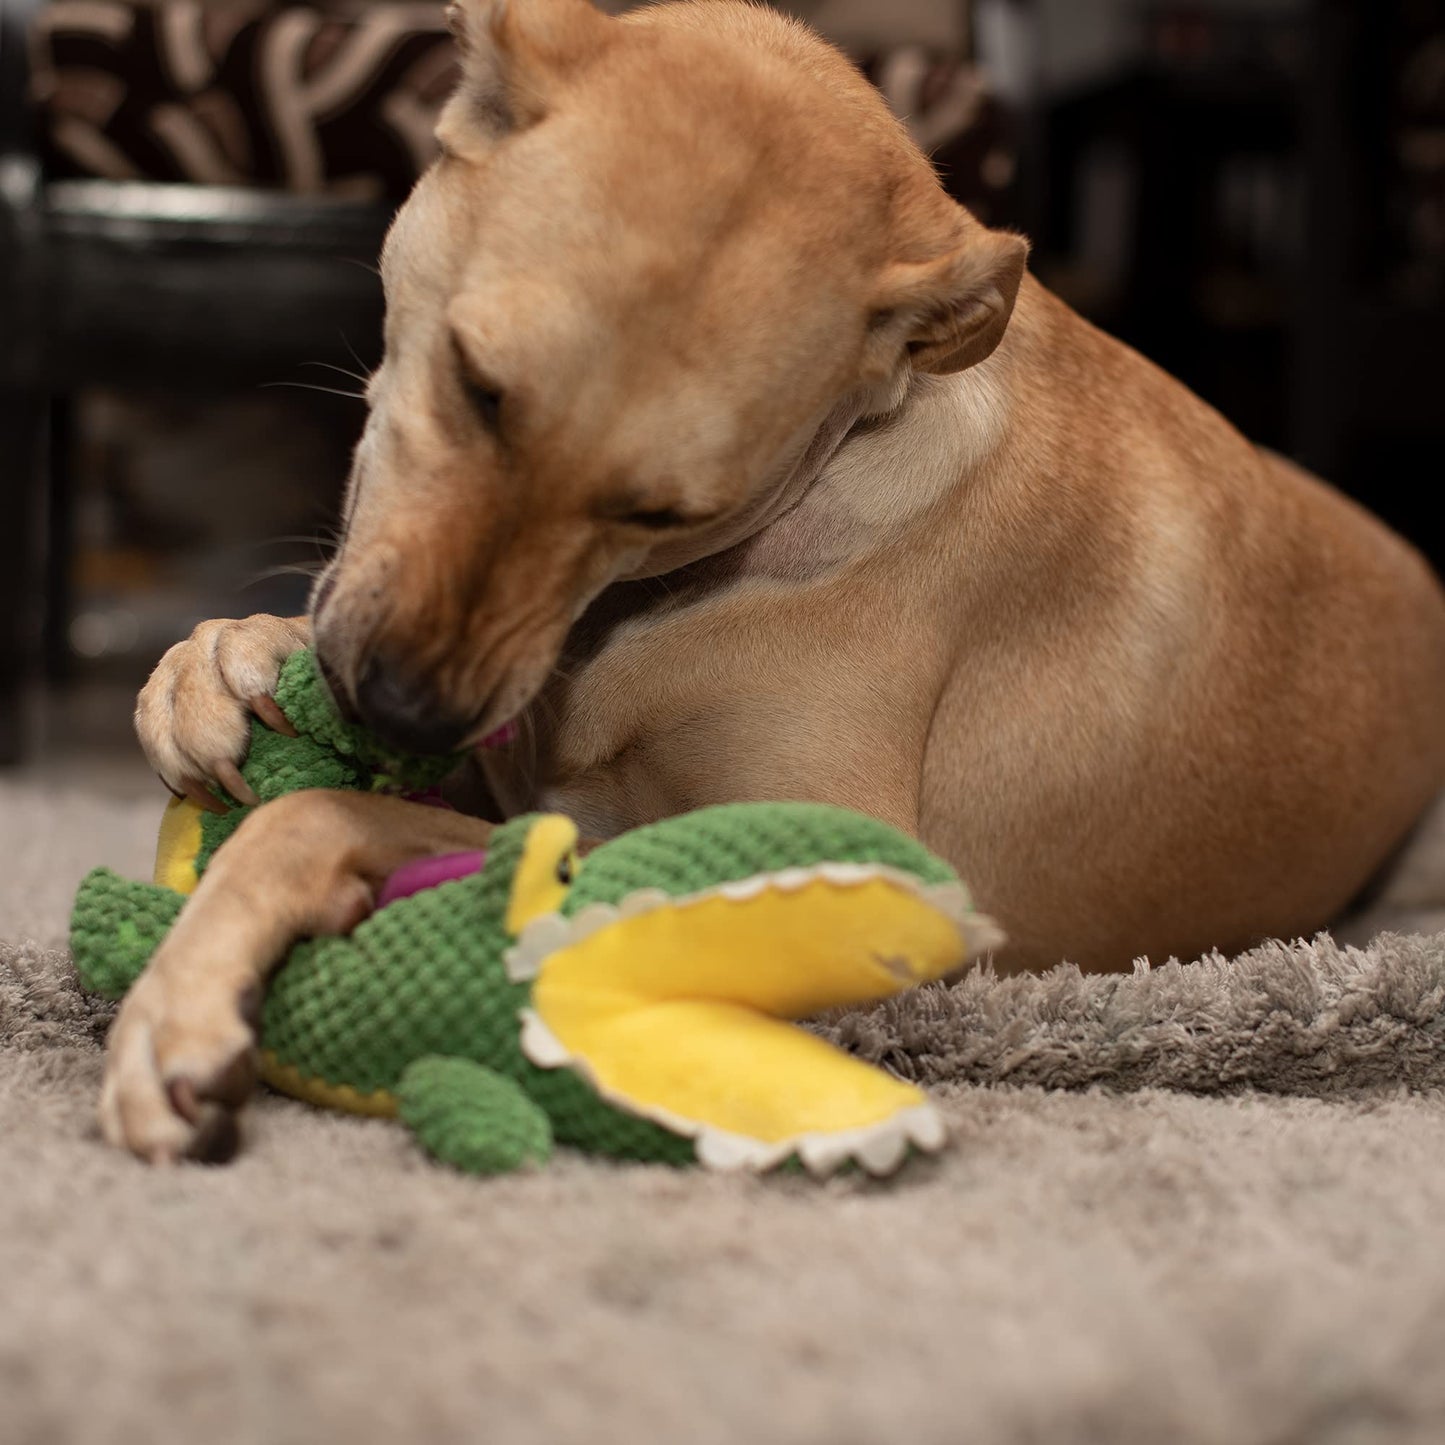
[438,0,613,148]
[867,212,1029,378]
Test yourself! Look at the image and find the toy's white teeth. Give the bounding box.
[960,912,1008,959]
[691,1130,768,1172]
[564,901,619,942]
[505,913,572,981]
[519,1009,572,1068]
[684,1103,948,1178]
[619,887,671,918]
[903,1104,947,1153]
[504,865,1003,983]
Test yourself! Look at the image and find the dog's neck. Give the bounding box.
[561,357,1012,665]
[734,361,1012,582]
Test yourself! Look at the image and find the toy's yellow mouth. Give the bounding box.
[505,864,1003,1174]
[504,814,581,936]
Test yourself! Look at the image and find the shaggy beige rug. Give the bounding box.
[5,774,1445,1445]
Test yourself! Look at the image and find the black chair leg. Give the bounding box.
[0,387,48,765]
[44,397,75,684]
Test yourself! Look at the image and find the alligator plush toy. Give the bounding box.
[71,652,1001,1177]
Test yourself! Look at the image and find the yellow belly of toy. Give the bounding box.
[153,797,204,895]
[259,1050,399,1117]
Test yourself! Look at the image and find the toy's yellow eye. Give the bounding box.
[505,815,581,936]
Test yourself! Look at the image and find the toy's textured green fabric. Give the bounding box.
[560,803,957,914]
[70,878,183,999]
[272,649,464,788]
[68,646,963,1174]
[398,1057,554,1174]
[196,650,463,873]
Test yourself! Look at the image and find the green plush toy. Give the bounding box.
[71,652,1001,1177]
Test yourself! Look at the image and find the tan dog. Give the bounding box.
[104,0,1445,1161]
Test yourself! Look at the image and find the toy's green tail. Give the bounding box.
[70,868,185,998]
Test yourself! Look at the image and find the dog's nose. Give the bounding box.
[353,656,473,756]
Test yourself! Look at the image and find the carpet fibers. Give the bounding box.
[5,775,1445,1445]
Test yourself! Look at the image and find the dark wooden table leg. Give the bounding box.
[0,387,47,765]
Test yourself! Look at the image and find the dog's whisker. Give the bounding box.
[300,360,373,389]
[257,534,344,550]
[340,331,376,381]
[260,381,368,402]
[239,562,330,589]
[517,698,549,799]
[299,522,347,555]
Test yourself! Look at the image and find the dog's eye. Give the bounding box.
[598,495,714,530]
[463,375,504,433]
[451,334,504,434]
[621,508,691,530]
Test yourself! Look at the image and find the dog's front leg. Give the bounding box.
[99,791,496,1163]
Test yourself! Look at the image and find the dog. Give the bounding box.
[101,0,1445,1162]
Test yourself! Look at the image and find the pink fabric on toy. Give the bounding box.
[377,852,487,911]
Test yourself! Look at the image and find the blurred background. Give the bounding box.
[1,0,1442,774]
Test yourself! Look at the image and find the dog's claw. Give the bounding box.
[181,780,230,816]
[251,695,298,738]
[166,1076,203,1125]
[195,1047,259,1109]
[184,1104,243,1165]
[214,761,260,808]
[238,984,264,1031]
[134,614,309,803]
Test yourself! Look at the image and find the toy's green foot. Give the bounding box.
[398,1057,553,1175]
[70,869,186,998]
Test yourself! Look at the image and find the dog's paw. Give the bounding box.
[98,961,259,1165]
[135,615,308,810]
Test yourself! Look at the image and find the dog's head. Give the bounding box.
[315,0,1027,752]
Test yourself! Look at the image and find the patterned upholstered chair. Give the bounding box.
[0,0,1014,763]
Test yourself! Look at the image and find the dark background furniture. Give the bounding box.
[1034,0,1445,574]
[1289,0,1445,555]
[1,0,391,761]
